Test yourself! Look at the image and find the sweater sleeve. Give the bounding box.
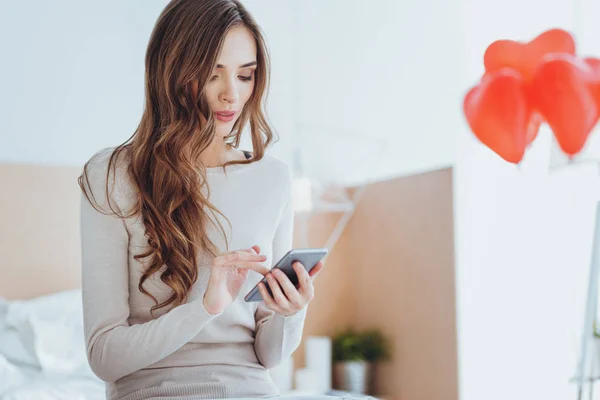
[80,151,221,383]
[253,167,307,369]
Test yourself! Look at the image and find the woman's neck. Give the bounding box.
[199,140,246,168]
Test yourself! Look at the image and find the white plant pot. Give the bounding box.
[333,361,373,394]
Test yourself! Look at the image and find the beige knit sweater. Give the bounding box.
[80,147,306,400]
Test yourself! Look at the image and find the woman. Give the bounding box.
[78,1,324,399]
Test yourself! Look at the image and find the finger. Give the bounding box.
[229,250,268,262]
[223,261,270,276]
[235,248,259,255]
[217,252,268,272]
[266,273,291,310]
[293,262,314,300]
[272,269,303,307]
[309,261,325,281]
[252,244,261,254]
[217,251,266,266]
[293,262,312,290]
[259,282,283,313]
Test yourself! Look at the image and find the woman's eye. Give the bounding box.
[210,75,218,81]
[239,75,253,82]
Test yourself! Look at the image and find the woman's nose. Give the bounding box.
[220,81,239,104]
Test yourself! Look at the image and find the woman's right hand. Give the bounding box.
[203,245,269,315]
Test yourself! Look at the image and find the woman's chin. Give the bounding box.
[215,120,237,135]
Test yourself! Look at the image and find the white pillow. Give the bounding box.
[0,353,28,396]
[0,328,39,367]
[5,290,93,377]
[0,297,39,367]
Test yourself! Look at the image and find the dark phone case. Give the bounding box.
[244,248,328,302]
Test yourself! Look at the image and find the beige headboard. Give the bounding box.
[0,162,83,300]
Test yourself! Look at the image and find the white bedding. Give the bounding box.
[0,291,376,400]
[0,291,105,400]
[0,356,104,400]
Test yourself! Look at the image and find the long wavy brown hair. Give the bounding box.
[78,0,276,314]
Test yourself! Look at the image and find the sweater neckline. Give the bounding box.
[205,150,261,175]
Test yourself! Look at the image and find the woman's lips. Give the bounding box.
[215,111,236,122]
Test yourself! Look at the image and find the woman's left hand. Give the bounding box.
[258,260,325,317]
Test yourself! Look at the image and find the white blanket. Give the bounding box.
[0,353,105,400]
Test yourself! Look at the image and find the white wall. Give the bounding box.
[0,0,296,166]
[455,0,600,399]
[0,0,463,187]
[0,1,161,165]
[290,0,462,186]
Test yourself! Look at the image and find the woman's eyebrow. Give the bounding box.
[215,61,257,69]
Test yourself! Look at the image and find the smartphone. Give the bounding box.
[244,248,328,302]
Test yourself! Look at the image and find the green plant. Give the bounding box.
[332,328,364,362]
[332,327,392,363]
[361,329,392,362]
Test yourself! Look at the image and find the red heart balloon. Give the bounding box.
[525,111,543,145]
[464,69,535,164]
[484,28,576,82]
[530,53,598,156]
[584,57,600,109]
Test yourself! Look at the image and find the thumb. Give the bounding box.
[252,244,261,254]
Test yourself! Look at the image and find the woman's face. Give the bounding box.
[197,25,257,139]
